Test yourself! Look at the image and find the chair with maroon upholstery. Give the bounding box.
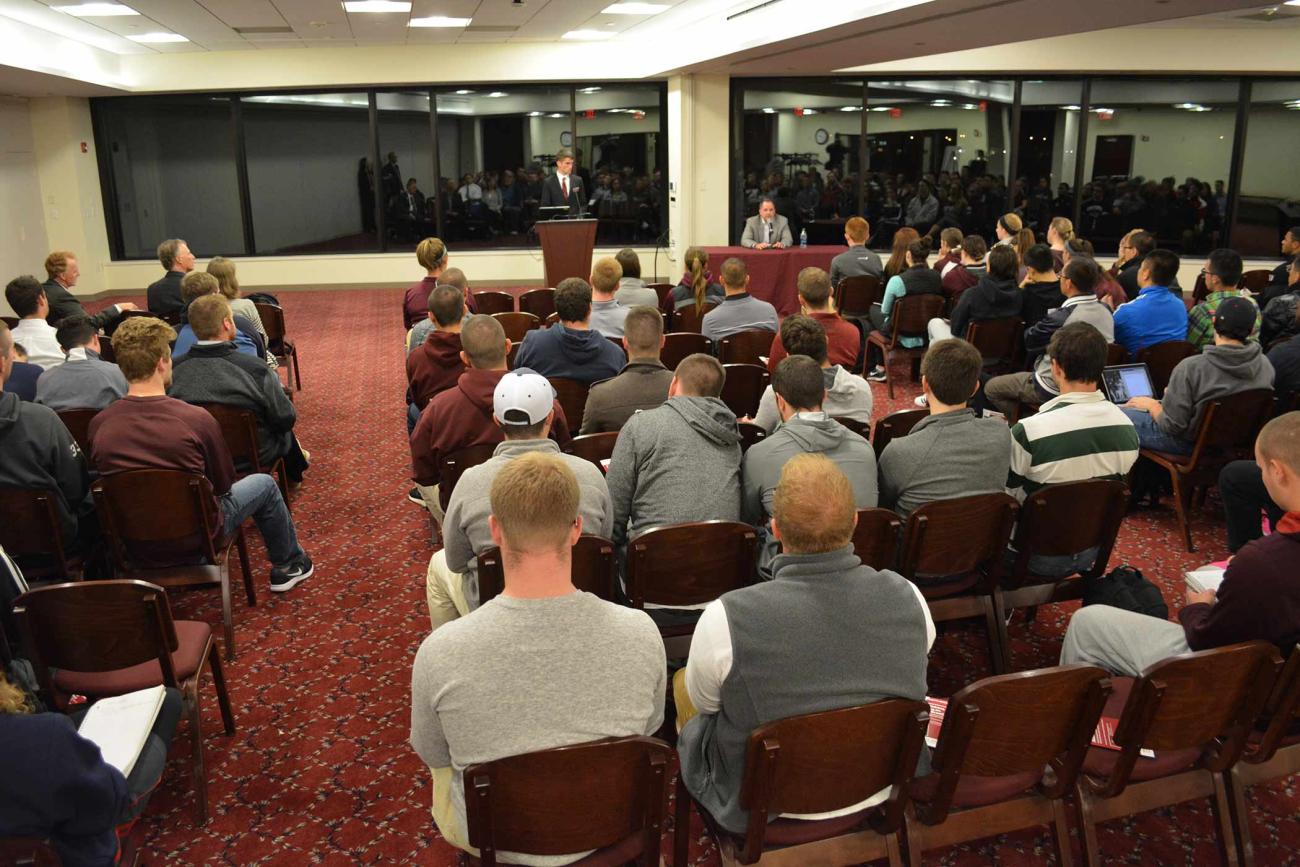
[55,408,99,455]
[253,302,300,391]
[548,377,590,433]
[198,403,290,507]
[671,302,717,334]
[13,579,235,825]
[737,421,768,454]
[835,274,885,321]
[493,311,542,345]
[964,316,1023,375]
[437,443,501,514]
[0,486,82,582]
[867,294,945,399]
[1134,340,1195,398]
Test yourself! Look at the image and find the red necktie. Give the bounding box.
[562,175,569,199]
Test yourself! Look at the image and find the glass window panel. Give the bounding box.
[243,92,378,255]
[576,84,666,246]
[1017,80,1085,235]
[1235,80,1300,259]
[377,91,435,252]
[96,95,243,259]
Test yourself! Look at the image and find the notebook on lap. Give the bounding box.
[1101,363,1155,404]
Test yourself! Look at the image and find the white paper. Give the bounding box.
[1184,565,1226,594]
[77,685,166,776]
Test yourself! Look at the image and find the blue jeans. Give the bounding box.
[407,402,420,434]
[1120,407,1193,455]
[220,474,303,568]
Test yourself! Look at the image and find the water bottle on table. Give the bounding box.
[799,228,808,248]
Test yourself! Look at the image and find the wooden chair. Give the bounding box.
[835,416,871,441]
[834,274,884,320]
[720,364,770,419]
[964,316,1023,374]
[545,312,561,327]
[1241,269,1272,294]
[56,407,99,454]
[625,521,757,658]
[464,736,671,867]
[198,404,290,507]
[0,838,64,866]
[518,287,556,321]
[0,486,83,582]
[677,699,929,867]
[898,493,1019,675]
[1074,641,1280,867]
[13,579,236,825]
[547,377,590,433]
[477,535,617,605]
[0,315,17,329]
[907,664,1112,866]
[999,480,1128,668]
[1139,388,1274,552]
[853,507,902,571]
[92,470,255,661]
[648,282,675,309]
[719,330,777,366]
[472,290,515,316]
[662,332,711,370]
[1105,343,1128,366]
[737,421,768,454]
[493,311,541,345]
[671,302,717,334]
[1135,340,1195,398]
[565,432,618,470]
[872,408,927,458]
[867,294,945,399]
[436,443,500,513]
[252,302,300,391]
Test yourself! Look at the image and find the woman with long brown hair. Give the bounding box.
[669,246,724,313]
[884,227,920,279]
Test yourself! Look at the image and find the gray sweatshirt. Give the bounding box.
[606,396,741,546]
[754,365,874,432]
[1156,342,1275,441]
[443,439,613,607]
[742,414,879,578]
[878,408,1011,516]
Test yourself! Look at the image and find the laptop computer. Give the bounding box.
[1101,363,1155,404]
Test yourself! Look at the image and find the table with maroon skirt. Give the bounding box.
[700,246,842,317]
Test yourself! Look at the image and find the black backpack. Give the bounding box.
[1083,564,1169,620]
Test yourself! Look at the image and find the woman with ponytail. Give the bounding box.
[1047,217,1075,273]
[669,246,724,313]
[863,235,944,380]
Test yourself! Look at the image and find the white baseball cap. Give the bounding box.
[493,369,555,426]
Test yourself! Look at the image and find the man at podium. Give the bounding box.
[541,148,585,217]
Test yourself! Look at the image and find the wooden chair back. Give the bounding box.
[625,521,756,608]
[464,736,671,867]
[1245,649,1300,765]
[834,274,884,318]
[565,432,618,470]
[437,443,500,512]
[547,377,589,432]
[917,664,1112,823]
[671,302,716,334]
[518,288,556,321]
[0,315,17,329]
[737,421,768,454]
[733,700,929,863]
[1106,343,1128,366]
[92,470,223,569]
[545,312,560,327]
[252,302,288,347]
[472,290,515,316]
[872,408,927,458]
[884,294,945,348]
[899,493,1019,583]
[1135,340,1195,398]
[493,311,541,344]
[0,838,61,866]
[198,404,266,473]
[964,316,1023,369]
[56,408,99,453]
[1191,388,1275,455]
[835,416,871,441]
[0,487,73,579]
[1005,480,1128,588]
[477,535,617,605]
[647,282,675,309]
[1241,269,1272,294]
[661,332,710,370]
[719,363,769,418]
[853,507,903,571]
[718,329,777,365]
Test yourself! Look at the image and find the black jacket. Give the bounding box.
[950,274,1024,340]
[1021,279,1065,330]
[1116,256,1144,302]
[1269,333,1300,401]
[146,271,185,319]
[0,392,92,542]
[170,342,296,468]
[540,173,585,216]
[41,280,118,331]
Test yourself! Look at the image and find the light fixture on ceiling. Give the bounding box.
[1063,105,1080,110]
[602,2,670,13]
[761,108,775,114]
[606,108,624,113]
[454,89,474,95]
[409,16,470,27]
[802,108,817,115]
[870,105,891,112]
[562,29,614,39]
[342,1,411,12]
[839,106,861,112]
[485,91,508,98]
[1174,102,1211,111]
[578,86,602,94]
[127,32,189,42]
[51,3,139,15]
[528,111,543,117]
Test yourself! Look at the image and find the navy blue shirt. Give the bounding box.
[2,361,43,401]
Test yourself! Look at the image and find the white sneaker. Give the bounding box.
[913,395,928,408]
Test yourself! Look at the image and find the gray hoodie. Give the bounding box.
[742,414,879,578]
[753,365,874,432]
[606,396,741,546]
[1157,342,1275,441]
[443,438,613,607]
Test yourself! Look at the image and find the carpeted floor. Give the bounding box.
[91,287,1298,865]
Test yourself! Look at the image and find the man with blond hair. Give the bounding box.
[587,256,630,339]
[89,316,313,591]
[677,453,934,834]
[146,238,195,319]
[829,216,882,288]
[42,250,136,329]
[410,452,664,863]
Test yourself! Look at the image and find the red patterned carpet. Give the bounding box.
[88,288,1298,865]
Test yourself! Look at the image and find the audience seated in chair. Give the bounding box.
[743,356,878,579]
[1270,323,1300,409]
[170,295,309,485]
[670,246,725,314]
[767,267,860,375]
[35,316,127,412]
[676,453,933,834]
[427,371,613,631]
[940,234,987,303]
[927,244,1023,345]
[1005,323,1138,575]
[4,276,63,370]
[1218,459,1285,554]
[1113,229,1156,303]
[613,248,657,309]
[408,267,472,352]
[984,258,1113,417]
[406,286,467,432]
[145,238,193,320]
[1260,254,1300,347]
[866,236,943,380]
[829,216,884,288]
[409,452,665,864]
[701,258,779,343]
[1262,227,1300,302]
[402,238,467,331]
[410,314,571,521]
[171,272,266,364]
[206,257,273,366]
[587,256,631,339]
[42,249,136,330]
[878,338,1011,516]
[0,671,183,867]
[89,317,313,592]
[932,226,964,277]
[580,306,673,435]
[514,278,625,386]
[1061,411,1300,676]
[753,315,873,433]
[1120,296,1274,456]
[1187,248,1261,351]
[1112,248,1189,355]
[2,342,43,402]
[1018,243,1065,329]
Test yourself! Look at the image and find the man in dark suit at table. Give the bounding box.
[740,198,793,250]
[540,148,585,217]
[146,238,194,320]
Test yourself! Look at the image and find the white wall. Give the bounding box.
[0,97,49,315]
[1241,108,1300,200]
[1082,106,1235,183]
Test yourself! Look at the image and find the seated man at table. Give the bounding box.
[740,198,793,250]
[1060,410,1300,675]
[701,258,779,343]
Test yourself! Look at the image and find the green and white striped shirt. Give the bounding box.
[1006,390,1139,501]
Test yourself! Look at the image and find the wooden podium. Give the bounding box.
[536,218,598,289]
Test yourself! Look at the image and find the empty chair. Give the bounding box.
[872,408,927,458]
[718,329,777,366]
[477,535,617,605]
[548,377,590,432]
[661,332,711,370]
[867,294,946,399]
[1135,340,1195,398]
[720,364,770,419]
[55,408,99,454]
[198,404,290,506]
[493,311,542,345]
[964,316,1023,374]
[852,507,903,572]
[834,274,884,320]
[565,431,618,470]
[0,486,83,582]
[518,287,557,321]
[471,290,515,316]
[252,302,301,391]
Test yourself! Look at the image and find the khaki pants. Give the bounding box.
[416,482,445,524]
[984,371,1041,417]
[673,669,698,733]
[426,549,471,631]
[927,317,953,343]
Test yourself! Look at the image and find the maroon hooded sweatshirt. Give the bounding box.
[406,331,466,410]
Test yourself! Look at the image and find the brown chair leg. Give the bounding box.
[291,347,302,390]
[186,682,209,826]
[1169,469,1195,552]
[884,349,896,399]
[236,529,256,608]
[1211,772,1241,867]
[1074,785,1103,867]
[207,643,236,735]
[673,774,691,867]
[886,831,905,867]
[1051,797,1074,867]
[219,563,236,662]
[1225,766,1256,867]
[903,809,925,867]
[991,586,1012,673]
[982,593,1006,675]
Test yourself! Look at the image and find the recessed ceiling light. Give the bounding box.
[528,111,543,117]
[549,113,563,118]
[761,108,775,114]
[52,3,139,15]
[602,2,670,13]
[802,109,817,115]
[1286,1,1300,6]
[485,91,508,98]
[127,32,189,42]
[562,29,613,40]
[578,87,602,94]
[409,16,470,27]
[454,89,474,95]
[342,1,410,12]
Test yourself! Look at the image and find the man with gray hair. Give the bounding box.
[146,238,195,319]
